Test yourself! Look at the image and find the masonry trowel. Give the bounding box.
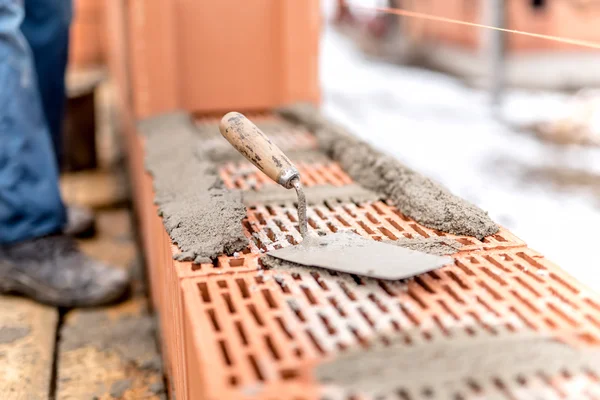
[219,112,452,280]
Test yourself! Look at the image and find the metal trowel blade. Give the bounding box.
[267,231,452,280]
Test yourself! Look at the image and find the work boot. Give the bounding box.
[64,205,96,238]
[0,234,129,307]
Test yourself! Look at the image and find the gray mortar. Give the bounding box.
[109,379,132,398]
[139,112,248,261]
[60,311,162,373]
[241,184,380,207]
[384,237,463,256]
[0,325,30,344]
[316,329,600,398]
[277,104,499,239]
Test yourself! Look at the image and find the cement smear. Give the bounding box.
[316,329,600,398]
[139,112,248,261]
[277,104,499,239]
[109,379,132,398]
[0,325,30,344]
[241,184,380,207]
[386,237,463,256]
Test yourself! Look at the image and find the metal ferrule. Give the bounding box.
[277,167,300,189]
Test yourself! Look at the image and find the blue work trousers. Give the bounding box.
[0,0,70,243]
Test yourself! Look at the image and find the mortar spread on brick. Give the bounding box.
[277,103,499,240]
[316,329,600,398]
[139,112,248,262]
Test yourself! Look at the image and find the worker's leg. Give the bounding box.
[0,0,67,243]
[0,0,128,307]
[20,0,71,167]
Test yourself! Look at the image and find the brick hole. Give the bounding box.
[327,222,339,233]
[315,208,327,220]
[229,376,239,386]
[265,228,277,242]
[479,280,503,301]
[247,354,265,381]
[585,298,600,313]
[585,314,600,329]
[414,277,435,294]
[350,274,364,286]
[422,330,432,341]
[285,235,298,245]
[368,293,389,313]
[287,300,306,322]
[483,255,511,273]
[453,394,465,400]
[255,275,265,284]
[336,342,348,352]
[466,379,482,393]
[399,304,420,326]
[464,326,476,336]
[468,256,479,264]
[198,282,211,303]
[509,306,536,329]
[378,281,396,296]
[456,238,473,246]
[342,205,357,218]
[328,297,348,317]
[371,203,386,215]
[514,276,541,297]
[285,211,297,223]
[274,219,288,232]
[403,334,413,345]
[262,289,278,309]
[432,315,450,335]
[292,272,302,281]
[442,284,465,304]
[339,282,357,301]
[410,224,430,238]
[335,215,351,227]
[550,273,579,294]
[492,234,508,242]
[391,320,401,332]
[274,277,291,294]
[349,326,369,348]
[476,296,500,317]
[235,279,250,299]
[510,290,539,313]
[480,267,507,286]
[357,220,375,234]
[248,304,264,326]
[306,330,326,355]
[407,289,427,309]
[396,389,412,400]
[207,309,221,332]
[505,322,517,332]
[365,212,380,224]
[275,316,293,339]
[264,335,281,360]
[455,261,476,276]
[308,218,318,229]
[373,235,382,241]
[579,332,600,345]
[280,369,299,381]
[357,307,376,328]
[191,264,203,272]
[235,321,249,345]
[387,218,405,232]
[273,243,283,250]
[379,335,392,347]
[379,227,398,240]
[228,258,244,268]
[391,208,410,221]
[265,205,277,216]
[242,219,254,233]
[310,272,329,290]
[422,387,434,398]
[301,286,318,305]
[219,340,233,366]
[524,269,545,283]
[294,347,303,358]
[319,313,337,335]
[428,270,442,280]
[222,293,237,314]
[256,212,267,225]
[446,271,469,290]
[438,299,459,320]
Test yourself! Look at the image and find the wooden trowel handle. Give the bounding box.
[219,112,300,189]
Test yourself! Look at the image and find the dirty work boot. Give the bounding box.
[0,234,129,307]
[64,205,96,238]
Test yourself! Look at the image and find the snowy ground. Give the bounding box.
[319,18,600,291]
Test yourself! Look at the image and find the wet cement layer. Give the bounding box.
[385,236,463,256]
[316,329,600,398]
[277,104,499,239]
[241,183,381,207]
[139,112,248,262]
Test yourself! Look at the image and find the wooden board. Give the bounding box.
[56,208,165,400]
[0,297,58,400]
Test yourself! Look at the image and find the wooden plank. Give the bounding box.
[56,208,165,400]
[0,297,58,400]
